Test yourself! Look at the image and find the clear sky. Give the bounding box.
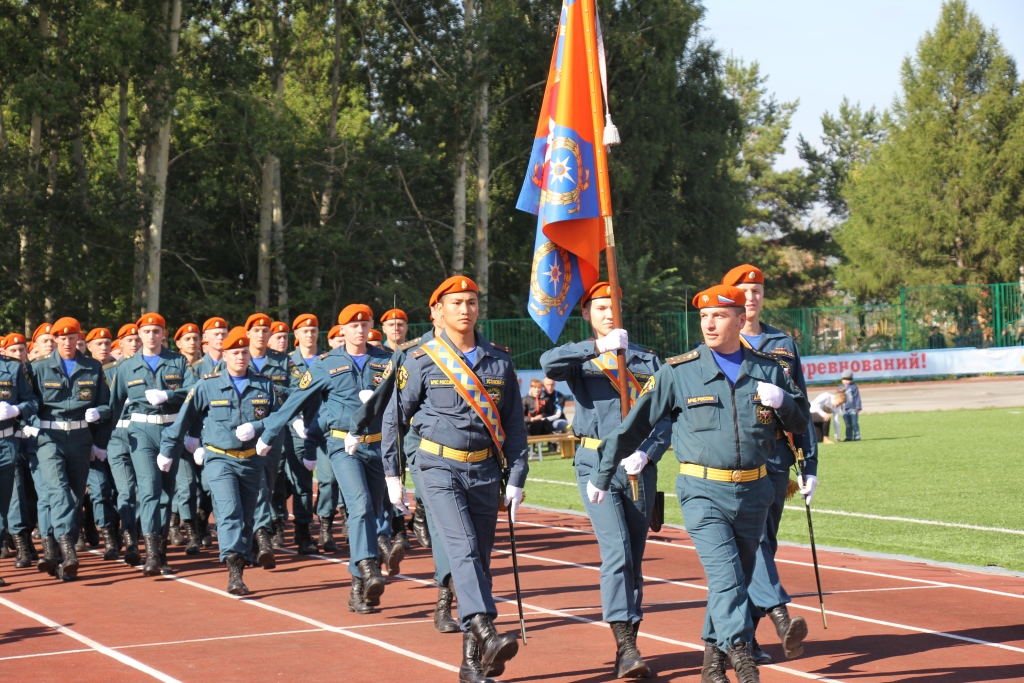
[700,0,1024,169]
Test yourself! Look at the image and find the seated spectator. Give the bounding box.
[523,379,554,436]
[540,376,569,433]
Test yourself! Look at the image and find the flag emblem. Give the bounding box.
[717,295,735,304]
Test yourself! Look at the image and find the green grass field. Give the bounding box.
[516,407,1024,573]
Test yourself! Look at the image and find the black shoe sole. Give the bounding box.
[228,584,250,596]
[386,543,405,576]
[782,616,808,659]
[257,552,276,570]
[124,551,142,566]
[482,639,519,677]
[364,578,385,606]
[617,659,652,679]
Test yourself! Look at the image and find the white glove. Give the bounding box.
[291,418,307,440]
[586,480,606,504]
[302,458,317,472]
[798,474,818,504]
[504,485,524,522]
[595,328,628,353]
[91,446,107,462]
[386,476,410,515]
[21,425,39,438]
[358,389,374,404]
[255,438,272,456]
[621,450,649,476]
[235,423,256,441]
[756,381,784,409]
[193,447,206,466]
[84,408,101,423]
[345,433,360,455]
[0,402,20,420]
[157,453,173,472]
[184,436,200,454]
[145,389,168,406]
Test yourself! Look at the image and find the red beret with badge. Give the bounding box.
[270,321,289,335]
[86,328,113,342]
[431,276,478,305]
[245,313,271,331]
[174,323,200,342]
[721,264,764,287]
[692,285,747,309]
[583,281,622,306]
[338,304,373,326]
[380,309,407,322]
[117,323,139,340]
[31,323,53,342]
[52,317,82,336]
[292,314,318,330]
[222,327,250,351]
[203,317,228,332]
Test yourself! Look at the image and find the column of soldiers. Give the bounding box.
[0,263,817,683]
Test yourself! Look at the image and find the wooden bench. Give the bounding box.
[526,432,577,461]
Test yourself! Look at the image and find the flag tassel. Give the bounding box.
[603,114,620,147]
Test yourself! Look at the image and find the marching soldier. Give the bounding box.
[595,285,810,683]
[174,323,203,365]
[3,333,42,571]
[107,313,195,577]
[257,304,395,613]
[367,329,384,349]
[168,323,204,553]
[161,327,281,595]
[245,313,295,569]
[269,321,290,354]
[190,316,230,546]
[540,281,670,679]
[0,333,38,585]
[31,323,56,361]
[722,264,816,664]
[84,328,120,560]
[30,317,111,581]
[384,276,527,681]
[327,325,343,349]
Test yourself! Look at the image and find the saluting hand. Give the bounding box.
[756,381,784,409]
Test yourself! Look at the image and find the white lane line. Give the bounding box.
[529,478,1024,535]
[516,518,1024,600]
[0,596,183,682]
[782,506,1024,536]
[493,546,1024,656]
[791,585,945,597]
[0,648,93,661]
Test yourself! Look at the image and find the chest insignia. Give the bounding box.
[686,395,717,407]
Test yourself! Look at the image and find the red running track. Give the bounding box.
[2,507,1023,682]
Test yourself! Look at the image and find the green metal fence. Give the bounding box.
[403,281,1024,369]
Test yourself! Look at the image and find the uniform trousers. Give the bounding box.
[36,429,93,538]
[575,446,656,624]
[0,438,17,534]
[172,455,199,521]
[128,423,179,536]
[416,449,501,631]
[315,443,342,518]
[7,442,38,534]
[279,436,314,525]
[252,437,284,532]
[409,462,451,586]
[204,452,262,562]
[747,468,793,619]
[87,458,117,528]
[678,473,773,651]
[328,439,384,576]
[106,429,137,534]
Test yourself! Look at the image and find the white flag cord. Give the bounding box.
[595,9,620,147]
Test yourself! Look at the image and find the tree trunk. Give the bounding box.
[145,0,182,313]
[273,151,287,320]
[73,130,97,318]
[257,153,275,311]
[44,128,58,320]
[132,140,149,315]
[475,81,490,319]
[21,7,48,332]
[117,72,129,194]
[452,151,467,274]
[315,0,344,296]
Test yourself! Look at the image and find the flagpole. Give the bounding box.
[602,215,639,501]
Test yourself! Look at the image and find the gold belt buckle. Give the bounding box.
[731,470,743,483]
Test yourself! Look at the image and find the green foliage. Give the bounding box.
[836,0,1024,302]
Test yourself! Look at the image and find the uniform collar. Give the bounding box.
[218,368,257,392]
[439,329,492,363]
[698,345,753,385]
[48,349,86,375]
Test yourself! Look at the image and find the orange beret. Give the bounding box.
[203,317,228,332]
[292,314,318,330]
[86,328,113,342]
[26,341,33,353]
[222,327,250,351]
[367,329,383,342]
[5,333,26,347]
[31,323,53,342]
[174,323,200,342]
[583,281,622,305]
[117,323,140,340]
[380,309,407,322]
[431,276,478,306]
[338,304,373,326]
[137,312,166,329]
[270,321,289,334]
[52,317,82,336]
[692,285,747,309]
[245,313,271,330]
[721,264,764,287]
[327,325,342,339]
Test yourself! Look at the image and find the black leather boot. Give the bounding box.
[295,522,318,555]
[767,604,807,659]
[357,557,385,606]
[225,552,249,595]
[56,533,79,581]
[434,576,460,633]
[728,642,761,683]
[377,532,405,577]
[83,499,99,547]
[610,621,651,678]
[196,508,213,548]
[458,631,495,683]
[469,613,518,677]
[142,533,161,576]
[168,512,185,545]
[13,529,33,569]
[101,525,119,561]
[184,519,200,555]
[412,500,431,548]
[255,527,276,569]
[701,642,730,683]
[38,534,60,575]
[122,528,142,566]
[348,576,374,614]
[392,526,411,553]
[750,638,772,665]
[158,536,174,576]
[319,516,337,553]
[270,518,285,549]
